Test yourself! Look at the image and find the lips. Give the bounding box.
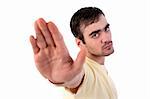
[103,42,113,49]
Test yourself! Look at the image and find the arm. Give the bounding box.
[29,18,86,89]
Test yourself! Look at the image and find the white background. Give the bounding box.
[0,0,149,99]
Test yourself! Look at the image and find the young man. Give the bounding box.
[30,7,117,99]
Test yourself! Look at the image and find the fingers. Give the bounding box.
[34,18,65,49]
[47,22,65,47]
[35,21,47,49]
[37,18,55,47]
[29,35,39,54]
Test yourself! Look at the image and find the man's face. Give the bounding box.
[81,15,114,57]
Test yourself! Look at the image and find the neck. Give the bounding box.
[87,54,105,65]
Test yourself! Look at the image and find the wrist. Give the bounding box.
[62,69,84,88]
[48,69,84,88]
[48,79,64,85]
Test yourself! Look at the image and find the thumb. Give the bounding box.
[73,48,86,72]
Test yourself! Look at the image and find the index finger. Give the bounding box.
[47,22,65,47]
[37,18,55,47]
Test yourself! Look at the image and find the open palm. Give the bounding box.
[29,18,85,84]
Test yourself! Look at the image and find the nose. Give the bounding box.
[101,31,111,44]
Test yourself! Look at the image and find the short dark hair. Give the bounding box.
[70,7,105,44]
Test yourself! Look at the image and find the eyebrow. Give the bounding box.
[105,24,110,30]
[89,23,110,36]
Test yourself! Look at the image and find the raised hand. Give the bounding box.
[29,18,86,84]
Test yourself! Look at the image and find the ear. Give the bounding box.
[75,38,84,48]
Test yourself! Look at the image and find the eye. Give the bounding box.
[91,33,100,39]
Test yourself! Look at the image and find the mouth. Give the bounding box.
[103,42,113,50]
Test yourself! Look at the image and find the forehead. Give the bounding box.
[81,15,108,35]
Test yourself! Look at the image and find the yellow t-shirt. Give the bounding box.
[63,57,117,99]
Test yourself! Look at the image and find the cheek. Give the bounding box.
[86,41,102,53]
[84,36,103,53]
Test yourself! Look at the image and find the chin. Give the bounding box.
[103,49,114,56]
